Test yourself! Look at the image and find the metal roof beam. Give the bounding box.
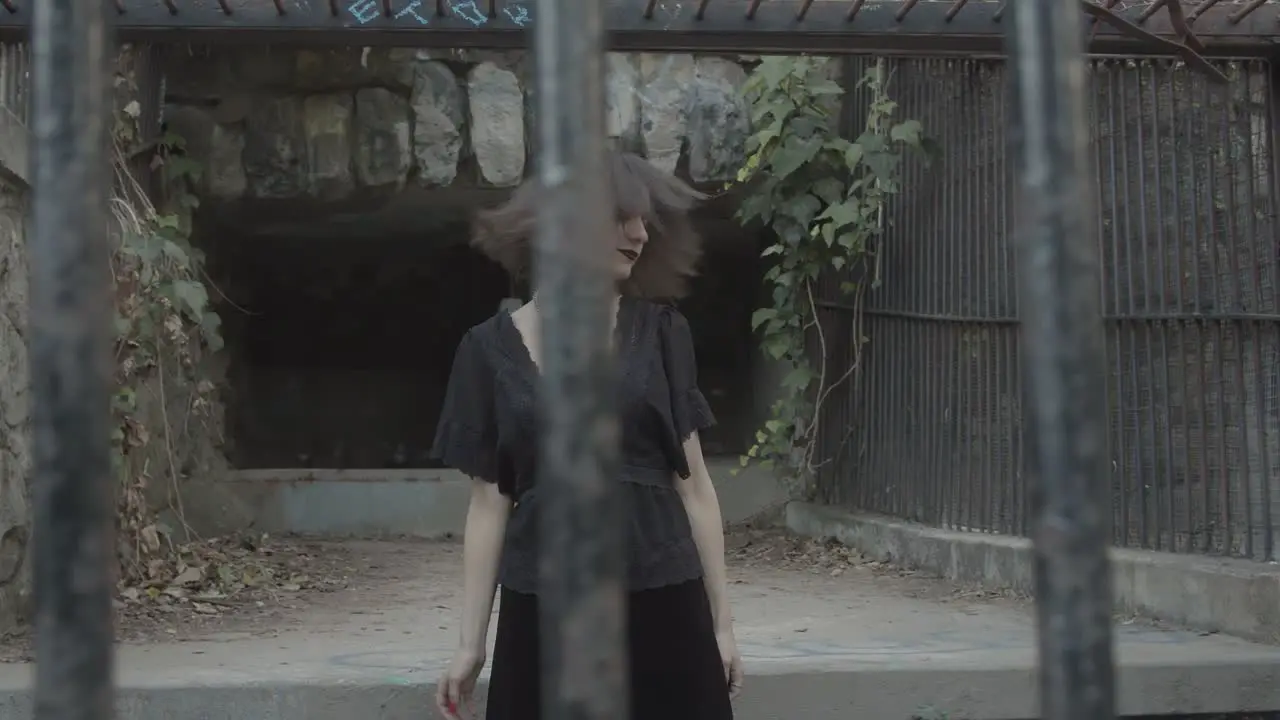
[0,1,1275,56]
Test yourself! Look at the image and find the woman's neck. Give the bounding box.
[527,293,622,319]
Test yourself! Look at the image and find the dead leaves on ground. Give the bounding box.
[115,534,352,628]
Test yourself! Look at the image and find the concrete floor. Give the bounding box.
[0,540,1278,719]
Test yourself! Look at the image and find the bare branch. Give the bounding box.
[1079,0,1227,84]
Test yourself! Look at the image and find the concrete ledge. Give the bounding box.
[181,460,787,540]
[787,502,1280,645]
[5,661,1280,720]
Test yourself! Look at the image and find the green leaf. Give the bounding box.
[844,143,864,169]
[172,279,209,320]
[751,307,779,330]
[780,193,822,229]
[769,135,823,179]
[818,201,860,231]
[782,366,816,392]
[166,156,205,182]
[805,80,845,96]
[812,177,845,205]
[763,337,790,360]
[856,132,888,154]
[201,312,225,352]
[890,119,923,145]
[160,239,191,266]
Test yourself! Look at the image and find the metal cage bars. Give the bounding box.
[1,1,1279,56]
[1010,3,1117,718]
[30,1,1120,720]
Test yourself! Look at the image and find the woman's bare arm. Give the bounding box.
[674,432,732,632]
[458,478,512,656]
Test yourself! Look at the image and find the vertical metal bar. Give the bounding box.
[1118,67,1145,549]
[959,58,978,532]
[932,58,950,527]
[1168,64,1193,554]
[970,60,995,534]
[531,2,628,720]
[940,60,960,530]
[1201,75,1232,554]
[1253,61,1277,561]
[1006,2,1116,719]
[993,59,1013,535]
[1150,62,1175,553]
[30,0,115,717]
[1134,61,1160,549]
[1186,73,1213,553]
[1087,60,1112,547]
[1220,68,1255,558]
[995,62,1024,536]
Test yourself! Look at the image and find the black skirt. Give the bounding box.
[485,579,734,720]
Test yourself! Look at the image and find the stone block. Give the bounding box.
[354,88,412,191]
[467,62,525,187]
[686,57,750,183]
[244,97,309,199]
[638,53,695,174]
[303,94,355,200]
[411,61,465,188]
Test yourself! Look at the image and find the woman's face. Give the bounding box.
[612,215,649,281]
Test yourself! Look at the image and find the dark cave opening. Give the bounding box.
[206,217,764,470]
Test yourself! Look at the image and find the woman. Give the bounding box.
[430,150,744,720]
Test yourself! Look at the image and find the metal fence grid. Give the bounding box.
[817,54,1280,562]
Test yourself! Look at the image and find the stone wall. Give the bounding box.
[163,46,754,208]
[0,176,29,633]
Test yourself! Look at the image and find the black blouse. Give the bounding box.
[429,296,716,594]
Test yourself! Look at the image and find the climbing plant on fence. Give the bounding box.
[111,57,223,589]
[731,57,928,495]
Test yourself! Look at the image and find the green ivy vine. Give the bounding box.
[730,57,929,493]
[111,67,223,587]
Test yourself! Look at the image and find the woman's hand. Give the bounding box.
[436,647,485,719]
[717,628,745,698]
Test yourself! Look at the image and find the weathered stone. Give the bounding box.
[0,204,26,431]
[0,178,28,634]
[163,105,247,202]
[168,48,757,196]
[411,61,465,188]
[0,313,25,432]
[224,47,298,91]
[294,48,418,92]
[244,97,309,199]
[637,53,695,174]
[354,88,412,191]
[468,62,526,187]
[605,53,641,143]
[208,123,248,201]
[421,48,526,69]
[686,57,750,183]
[160,46,240,102]
[303,94,355,200]
[0,195,25,337]
[165,46,422,101]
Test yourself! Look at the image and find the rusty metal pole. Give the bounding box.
[1006,3,1117,720]
[531,2,629,720]
[30,0,116,717]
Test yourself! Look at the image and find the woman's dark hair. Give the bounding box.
[472,150,706,299]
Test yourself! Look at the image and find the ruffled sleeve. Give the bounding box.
[658,306,716,477]
[431,329,500,482]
